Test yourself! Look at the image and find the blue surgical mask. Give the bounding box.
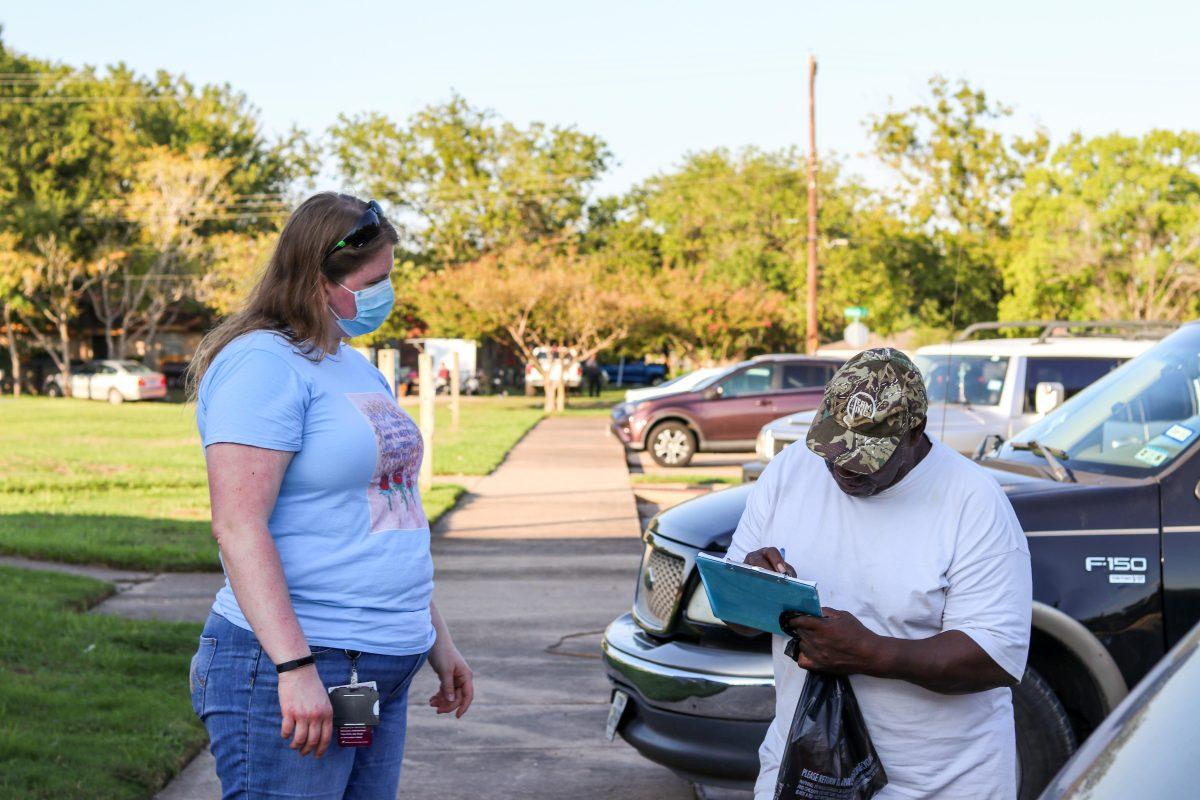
[332,278,394,338]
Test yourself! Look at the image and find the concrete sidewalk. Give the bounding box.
[435,415,642,540]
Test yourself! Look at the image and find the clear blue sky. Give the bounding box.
[4,0,1198,196]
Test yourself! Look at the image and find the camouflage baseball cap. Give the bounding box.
[805,348,928,474]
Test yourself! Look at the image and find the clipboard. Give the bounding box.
[695,552,822,637]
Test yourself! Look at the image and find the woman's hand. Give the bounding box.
[278,666,334,757]
[428,638,474,719]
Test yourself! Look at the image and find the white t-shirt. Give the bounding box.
[727,439,1032,800]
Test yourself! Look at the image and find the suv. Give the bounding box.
[603,321,1200,799]
[743,323,1168,481]
[611,355,844,467]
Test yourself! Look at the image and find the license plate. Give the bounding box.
[605,690,629,741]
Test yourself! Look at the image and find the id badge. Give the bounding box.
[328,681,380,748]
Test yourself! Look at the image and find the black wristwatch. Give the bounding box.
[275,654,316,674]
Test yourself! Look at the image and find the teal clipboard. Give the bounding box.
[695,552,822,637]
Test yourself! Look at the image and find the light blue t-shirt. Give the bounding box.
[196,330,435,656]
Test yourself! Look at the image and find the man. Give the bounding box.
[584,357,604,398]
[727,348,1031,799]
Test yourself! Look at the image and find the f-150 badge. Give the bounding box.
[1085,556,1148,584]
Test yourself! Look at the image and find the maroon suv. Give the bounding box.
[610,354,844,467]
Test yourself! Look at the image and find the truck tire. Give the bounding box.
[648,422,695,467]
[1014,666,1076,800]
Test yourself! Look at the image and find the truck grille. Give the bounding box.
[634,546,686,630]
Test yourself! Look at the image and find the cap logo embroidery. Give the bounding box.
[844,391,877,425]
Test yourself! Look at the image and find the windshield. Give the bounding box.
[1000,325,1200,477]
[913,354,1010,407]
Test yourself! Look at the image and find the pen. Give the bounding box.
[779,547,787,573]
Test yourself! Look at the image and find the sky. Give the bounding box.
[4,0,1199,197]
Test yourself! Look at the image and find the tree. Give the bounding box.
[418,240,636,412]
[330,95,611,264]
[1003,131,1200,322]
[196,230,275,317]
[647,269,791,365]
[0,33,317,372]
[0,233,28,395]
[636,148,808,293]
[87,146,232,363]
[614,147,955,348]
[14,236,96,395]
[868,77,1048,326]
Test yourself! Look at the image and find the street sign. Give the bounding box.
[844,306,869,320]
[844,321,870,348]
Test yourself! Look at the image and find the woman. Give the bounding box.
[185,193,473,799]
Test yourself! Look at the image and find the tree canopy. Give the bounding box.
[3,29,1199,401]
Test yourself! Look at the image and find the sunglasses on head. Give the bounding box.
[324,200,386,260]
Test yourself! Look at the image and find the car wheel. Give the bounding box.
[648,422,695,467]
[45,383,62,398]
[1014,666,1076,800]
[107,388,125,405]
[524,383,536,397]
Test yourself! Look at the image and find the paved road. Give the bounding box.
[626,448,753,481]
[143,416,708,799]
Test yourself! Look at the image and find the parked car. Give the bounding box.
[524,347,583,395]
[742,324,1165,481]
[603,320,1200,799]
[1037,619,1200,800]
[623,367,727,404]
[45,359,167,403]
[611,355,844,467]
[158,359,190,390]
[604,360,668,387]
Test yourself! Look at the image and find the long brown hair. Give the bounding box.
[187,192,399,400]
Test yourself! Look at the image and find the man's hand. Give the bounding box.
[278,666,333,757]
[743,547,796,578]
[784,608,882,675]
[724,548,798,637]
[785,610,1019,694]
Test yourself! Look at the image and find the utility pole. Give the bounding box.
[805,54,820,355]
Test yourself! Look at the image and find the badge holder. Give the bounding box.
[327,651,380,748]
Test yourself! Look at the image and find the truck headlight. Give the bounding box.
[755,429,775,461]
[684,583,725,626]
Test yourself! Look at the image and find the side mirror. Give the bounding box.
[704,385,724,400]
[1035,381,1066,416]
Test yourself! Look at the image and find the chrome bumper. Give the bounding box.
[602,613,774,721]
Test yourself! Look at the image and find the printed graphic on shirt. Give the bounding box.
[346,393,427,532]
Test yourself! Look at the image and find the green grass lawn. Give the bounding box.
[0,395,539,570]
[0,566,205,800]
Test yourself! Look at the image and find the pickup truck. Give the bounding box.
[602,320,1200,800]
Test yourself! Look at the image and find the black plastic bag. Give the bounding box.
[774,639,887,800]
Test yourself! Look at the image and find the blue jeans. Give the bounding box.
[190,612,429,800]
